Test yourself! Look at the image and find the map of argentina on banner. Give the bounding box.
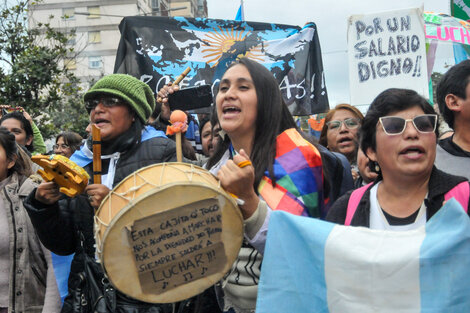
[256,199,470,313]
[114,16,329,115]
[347,7,429,105]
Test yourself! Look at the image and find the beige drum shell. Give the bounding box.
[94,162,243,303]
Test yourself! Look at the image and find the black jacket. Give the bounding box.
[326,167,470,226]
[24,133,188,313]
[25,135,177,255]
[25,132,221,313]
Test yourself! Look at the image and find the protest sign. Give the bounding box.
[348,7,429,105]
[425,13,470,45]
[114,16,329,115]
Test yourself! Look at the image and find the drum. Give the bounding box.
[94,162,243,303]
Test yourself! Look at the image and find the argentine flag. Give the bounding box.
[235,2,244,21]
[257,199,470,312]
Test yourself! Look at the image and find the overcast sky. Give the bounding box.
[205,0,452,106]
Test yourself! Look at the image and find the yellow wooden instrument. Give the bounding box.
[32,154,90,197]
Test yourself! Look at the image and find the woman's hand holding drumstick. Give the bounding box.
[217,149,259,220]
[157,84,180,121]
[156,67,190,103]
[157,67,190,121]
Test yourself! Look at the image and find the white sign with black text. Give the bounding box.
[347,7,429,105]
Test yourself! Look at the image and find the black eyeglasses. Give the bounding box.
[379,114,437,135]
[85,97,124,112]
[326,118,360,131]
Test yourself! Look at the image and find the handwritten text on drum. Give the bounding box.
[130,204,220,242]
[127,199,227,294]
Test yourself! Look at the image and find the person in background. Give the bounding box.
[326,88,470,228]
[149,96,198,161]
[319,103,364,179]
[435,60,470,180]
[210,107,223,157]
[148,100,166,130]
[433,103,454,140]
[51,130,84,303]
[0,127,60,313]
[354,147,378,188]
[0,107,47,155]
[199,116,215,157]
[54,131,83,158]
[316,144,354,211]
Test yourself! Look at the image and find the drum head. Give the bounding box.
[97,163,243,303]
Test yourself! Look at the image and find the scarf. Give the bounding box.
[71,125,167,189]
[258,128,323,217]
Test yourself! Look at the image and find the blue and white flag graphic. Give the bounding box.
[257,198,470,313]
[114,16,329,114]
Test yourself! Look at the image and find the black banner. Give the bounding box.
[114,16,329,115]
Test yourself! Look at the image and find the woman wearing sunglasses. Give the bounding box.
[327,88,470,228]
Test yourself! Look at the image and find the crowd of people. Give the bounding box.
[0,57,469,313]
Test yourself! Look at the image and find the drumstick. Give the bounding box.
[175,133,182,162]
[92,124,102,184]
[157,67,191,103]
[167,110,188,162]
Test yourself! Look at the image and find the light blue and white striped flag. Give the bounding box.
[235,5,243,21]
[257,198,470,313]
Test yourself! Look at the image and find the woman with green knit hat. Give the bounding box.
[24,74,181,312]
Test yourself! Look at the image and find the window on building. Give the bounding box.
[66,30,76,45]
[88,56,103,69]
[151,0,159,10]
[88,31,101,43]
[64,59,76,70]
[62,7,75,20]
[67,34,76,46]
[87,6,100,18]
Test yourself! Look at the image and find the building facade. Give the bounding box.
[28,0,207,86]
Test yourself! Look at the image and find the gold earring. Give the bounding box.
[375,163,380,172]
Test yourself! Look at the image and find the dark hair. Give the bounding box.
[0,111,34,152]
[360,88,438,156]
[0,127,29,177]
[319,103,364,148]
[150,101,162,121]
[206,58,297,189]
[436,60,470,129]
[209,104,218,129]
[56,131,83,153]
[199,116,211,135]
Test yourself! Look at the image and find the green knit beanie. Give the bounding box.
[84,74,155,122]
